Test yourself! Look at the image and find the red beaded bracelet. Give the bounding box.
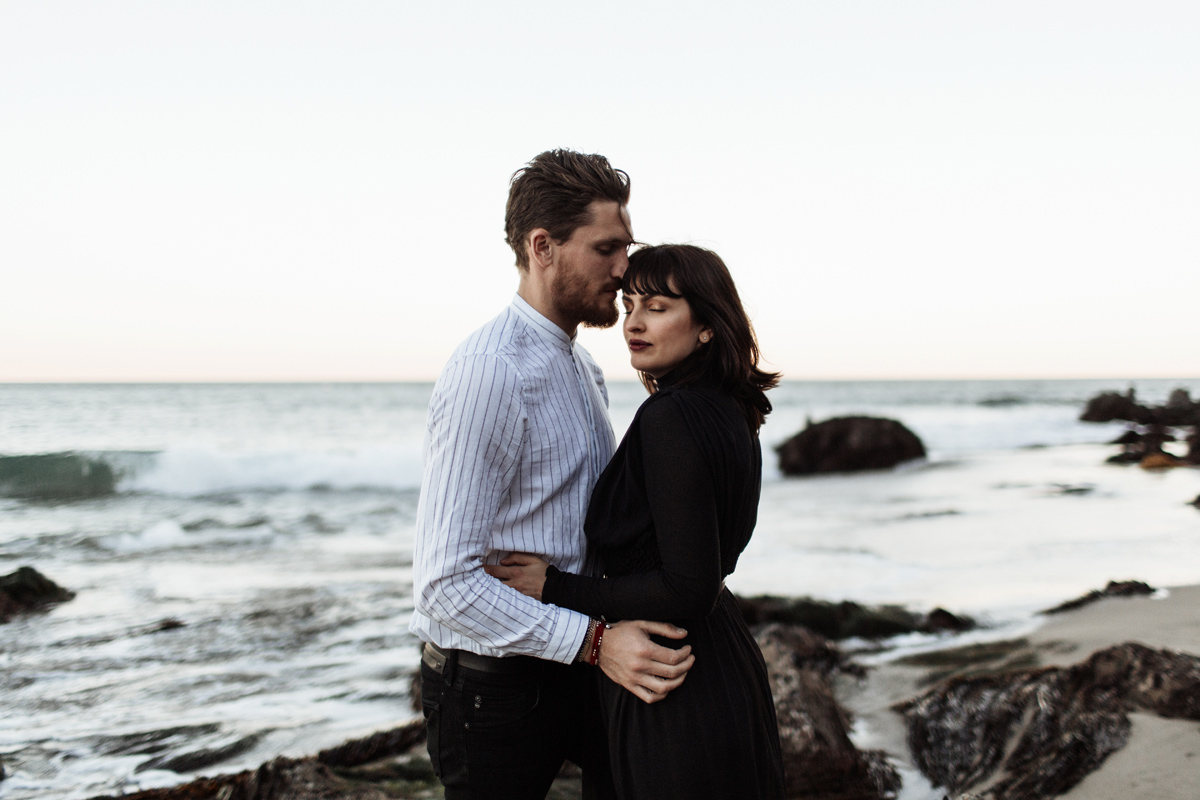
[587,622,607,666]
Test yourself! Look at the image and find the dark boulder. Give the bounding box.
[776,416,926,476]
[925,607,976,634]
[755,624,899,800]
[1139,451,1187,469]
[316,718,425,768]
[1105,426,1161,463]
[737,594,973,640]
[1109,429,1143,445]
[1080,388,1200,427]
[1041,580,1155,614]
[898,642,1200,800]
[0,566,75,623]
[86,756,397,800]
[1079,389,1143,423]
[137,734,266,775]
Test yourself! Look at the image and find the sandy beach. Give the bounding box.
[842,584,1200,799]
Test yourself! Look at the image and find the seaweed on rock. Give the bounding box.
[898,643,1200,800]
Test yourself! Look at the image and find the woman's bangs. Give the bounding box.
[622,254,682,298]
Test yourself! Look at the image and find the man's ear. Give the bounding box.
[528,228,554,270]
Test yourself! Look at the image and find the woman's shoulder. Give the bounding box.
[634,388,687,429]
[638,384,740,433]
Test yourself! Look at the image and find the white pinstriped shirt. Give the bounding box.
[409,295,617,664]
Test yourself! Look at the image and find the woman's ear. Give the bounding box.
[699,327,714,344]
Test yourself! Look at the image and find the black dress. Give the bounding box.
[542,376,786,800]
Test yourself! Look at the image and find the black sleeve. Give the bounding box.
[541,395,724,621]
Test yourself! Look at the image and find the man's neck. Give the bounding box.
[516,275,577,339]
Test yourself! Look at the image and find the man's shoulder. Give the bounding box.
[450,305,524,362]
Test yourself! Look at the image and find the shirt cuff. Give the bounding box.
[541,604,591,664]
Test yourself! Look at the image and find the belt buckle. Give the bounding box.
[422,642,448,675]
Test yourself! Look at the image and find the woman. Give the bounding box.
[486,244,785,799]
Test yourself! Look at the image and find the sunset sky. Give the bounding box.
[3,1,1197,382]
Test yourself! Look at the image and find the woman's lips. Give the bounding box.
[628,340,650,352]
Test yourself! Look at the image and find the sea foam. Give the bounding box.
[123,444,424,495]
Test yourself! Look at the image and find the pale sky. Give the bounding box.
[2,1,1197,382]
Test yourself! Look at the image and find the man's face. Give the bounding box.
[549,200,634,330]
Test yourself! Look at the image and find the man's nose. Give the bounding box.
[612,250,629,278]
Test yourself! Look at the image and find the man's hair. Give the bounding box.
[505,150,631,271]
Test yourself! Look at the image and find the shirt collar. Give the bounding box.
[511,294,574,352]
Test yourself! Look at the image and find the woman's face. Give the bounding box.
[622,287,711,378]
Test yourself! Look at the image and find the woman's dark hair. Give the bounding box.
[623,244,780,431]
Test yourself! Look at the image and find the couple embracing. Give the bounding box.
[410,150,786,799]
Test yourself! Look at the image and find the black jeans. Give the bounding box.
[420,654,613,800]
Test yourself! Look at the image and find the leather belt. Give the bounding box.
[422,642,541,675]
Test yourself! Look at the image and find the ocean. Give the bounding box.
[2,378,1199,798]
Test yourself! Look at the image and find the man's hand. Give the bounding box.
[483,553,549,601]
[599,620,695,704]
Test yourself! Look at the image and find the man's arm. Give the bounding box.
[411,353,589,663]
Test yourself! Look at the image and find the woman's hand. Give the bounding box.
[483,553,550,602]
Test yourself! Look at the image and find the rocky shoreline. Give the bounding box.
[0,580,1164,799]
[7,566,1199,799]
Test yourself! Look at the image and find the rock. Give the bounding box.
[1079,389,1142,423]
[86,756,398,800]
[0,592,20,623]
[1110,425,1172,461]
[897,642,1200,800]
[0,566,75,623]
[1108,428,1142,445]
[895,638,1043,688]
[755,624,899,799]
[1139,452,1186,470]
[737,594,974,641]
[1140,425,1176,445]
[137,733,266,774]
[1080,387,1200,427]
[1041,580,1155,615]
[1166,388,1194,409]
[317,718,425,768]
[925,607,975,633]
[152,618,187,632]
[776,416,926,476]
[1186,430,1200,465]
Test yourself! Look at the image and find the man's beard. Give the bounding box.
[550,266,620,329]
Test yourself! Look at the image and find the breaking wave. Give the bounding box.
[0,445,424,499]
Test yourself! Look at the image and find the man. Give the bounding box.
[410,150,695,799]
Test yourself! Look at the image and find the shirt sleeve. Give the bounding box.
[541,395,724,621]
[412,352,589,663]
